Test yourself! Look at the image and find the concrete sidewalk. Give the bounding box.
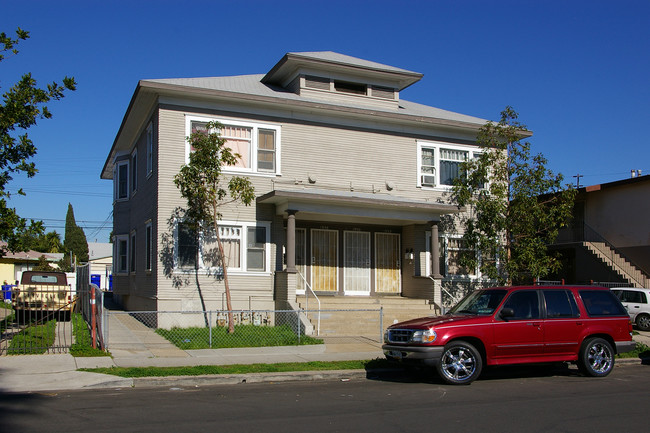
[1,311,648,394]
[0,311,385,393]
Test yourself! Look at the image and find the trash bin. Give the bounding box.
[2,285,12,302]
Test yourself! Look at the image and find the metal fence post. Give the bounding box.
[297,310,301,344]
[209,310,213,349]
[379,306,383,343]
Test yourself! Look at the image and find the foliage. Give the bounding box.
[451,107,576,284]
[0,28,76,257]
[79,359,393,378]
[156,324,324,350]
[7,318,56,354]
[173,121,255,332]
[64,203,88,263]
[69,312,110,357]
[32,254,55,271]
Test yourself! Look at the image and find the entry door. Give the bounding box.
[375,233,401,294]
[311,229,338,292]
[344,231,371,295]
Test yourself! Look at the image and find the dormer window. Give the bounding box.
[334,80,367,95]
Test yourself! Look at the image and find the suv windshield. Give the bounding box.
[448,289,507,315]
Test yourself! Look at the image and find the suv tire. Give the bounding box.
[578,337,614,377]
[437,341,482,385]
[636,313,650,331]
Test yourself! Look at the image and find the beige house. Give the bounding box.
[552,174,650,287]
[101,52,494,319]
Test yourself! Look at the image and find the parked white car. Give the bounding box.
[611,287,650,331]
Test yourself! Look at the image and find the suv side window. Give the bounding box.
[617,290,647,304]
[502,290,541,320]
[579,290,628,317]
[543,289,579,318]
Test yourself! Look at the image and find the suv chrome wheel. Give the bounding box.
[437,341,482,385]
[579,337,614,377]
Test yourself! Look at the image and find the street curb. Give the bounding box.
[129,369,370,389]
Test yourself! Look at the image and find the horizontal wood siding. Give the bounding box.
[155,108,277,309]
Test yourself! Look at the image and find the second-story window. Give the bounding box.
[187,117,281,175]
[114,161,129,200]
[417,141,479,189]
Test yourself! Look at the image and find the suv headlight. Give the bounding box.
[412,328,437,343]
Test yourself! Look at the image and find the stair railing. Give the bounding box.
[297,270,320,336]
[581,223,648,288]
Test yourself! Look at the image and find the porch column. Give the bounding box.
[286,210,298,273]
[430,221,443,279]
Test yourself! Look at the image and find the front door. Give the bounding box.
[344,231,371,295]
[311,229,338,292]
[375,233,401,294]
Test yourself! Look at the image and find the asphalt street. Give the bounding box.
[1,363,649,432]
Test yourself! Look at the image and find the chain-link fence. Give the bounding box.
[110,308,385,351]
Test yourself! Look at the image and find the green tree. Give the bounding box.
[64,203,88,264]
[451,107,576,285]
[32,254,55,272]
[174,121,255,333]
[0,28,76,256]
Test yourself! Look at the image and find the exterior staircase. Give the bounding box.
[296,296,439,337]
[583,241,648,288]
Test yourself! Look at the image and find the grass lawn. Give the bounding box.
[7,319,56,355]
[79,358,393,378]
[156,324,324,350]
[70,313,111,357]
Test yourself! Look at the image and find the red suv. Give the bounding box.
[383,286,635,385]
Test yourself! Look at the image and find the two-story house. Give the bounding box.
[101,51,494,327]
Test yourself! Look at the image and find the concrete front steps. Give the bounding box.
[296,295,439,337]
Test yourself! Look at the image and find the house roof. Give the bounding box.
[0,242,63,263]
[142,73,487,125]
[582,174,650,193]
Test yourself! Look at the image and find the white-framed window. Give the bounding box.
[185,116,281,176]
[426,233,478,278]
[174,220,271,274]
[145,221,153,272]
[113,160,129,201]
[130,230,137,273]
[114,234,129,274]
[146,122,154,177]
[131,150,138,194]
[417,141,480,188]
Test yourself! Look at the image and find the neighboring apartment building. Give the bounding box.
[101,51,495,319]
[552,173,650,287]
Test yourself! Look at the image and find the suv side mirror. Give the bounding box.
[500,308,515,321]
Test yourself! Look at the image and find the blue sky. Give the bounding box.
[2,0,649,244]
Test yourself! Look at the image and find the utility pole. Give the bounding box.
[573,173,583,188]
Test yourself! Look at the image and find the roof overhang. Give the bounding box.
[257,189,463,225]
[262,52,423,91]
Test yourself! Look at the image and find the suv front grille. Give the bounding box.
[387,329,414,343]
